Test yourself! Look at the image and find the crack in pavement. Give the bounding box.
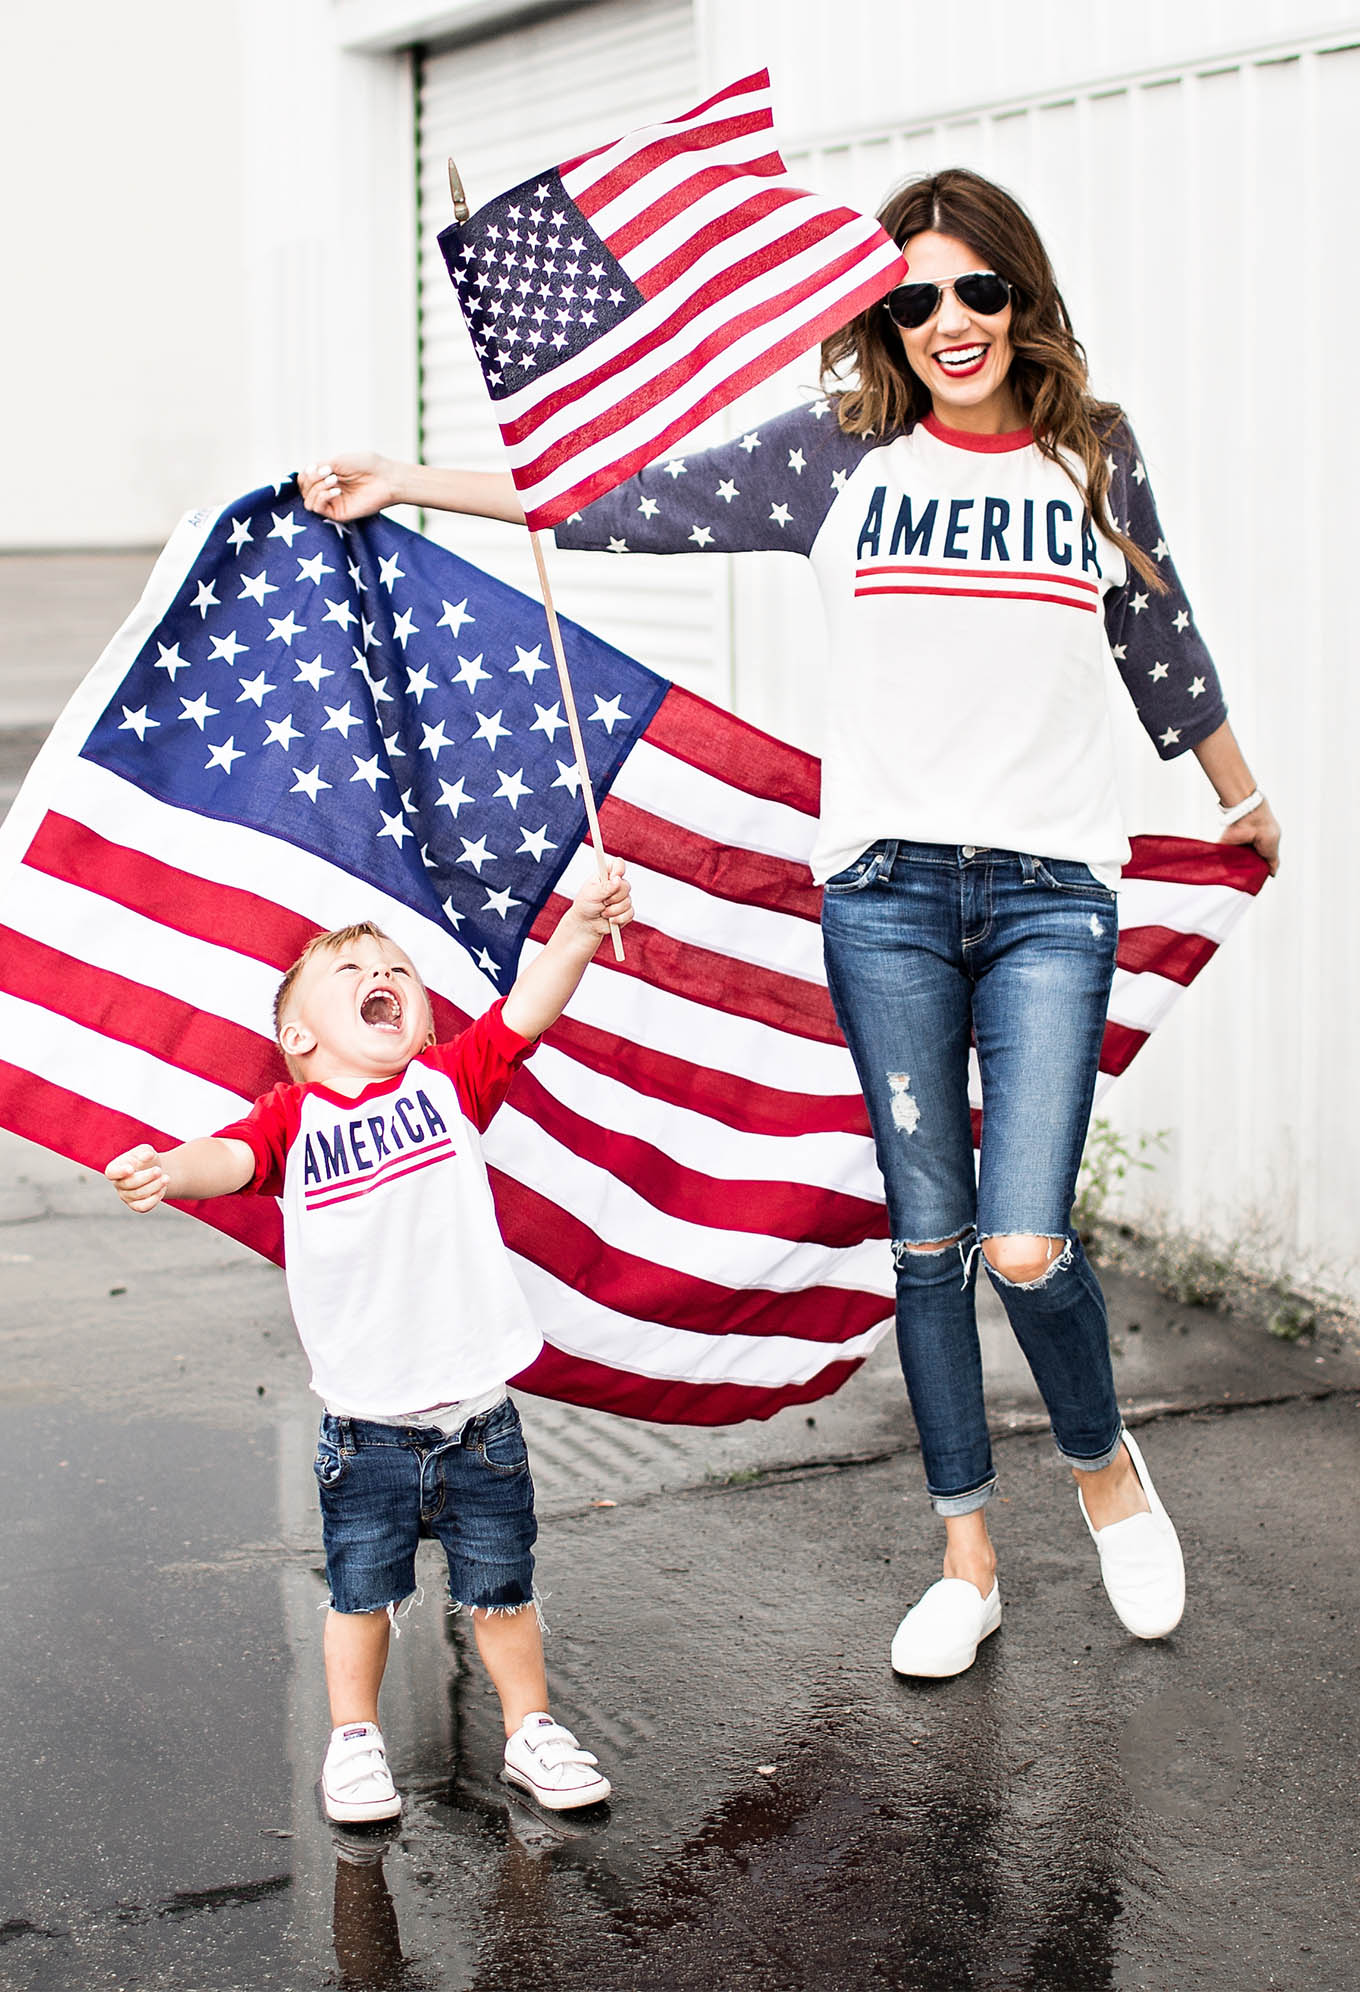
[539,1383,1360,1517]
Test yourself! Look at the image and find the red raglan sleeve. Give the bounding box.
[423,998,537,1133]
[212,1084,300,1196]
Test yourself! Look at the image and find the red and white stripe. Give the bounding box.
[483,71,906,528]
[305,1140,456,1211]
[855,563,1102,614]
[0,513,1267,1426]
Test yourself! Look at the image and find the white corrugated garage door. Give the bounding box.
[416,0,737,703]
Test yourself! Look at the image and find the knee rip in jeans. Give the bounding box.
[892,1227,976,1288]
[981,1233,1072,1288]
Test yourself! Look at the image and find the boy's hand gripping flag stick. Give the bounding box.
[448,155,625,960]
[527,528,625,958]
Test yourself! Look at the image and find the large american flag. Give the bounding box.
[438,68,906,529]
[0,484,1266,1423]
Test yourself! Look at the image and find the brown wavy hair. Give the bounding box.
[821,168,1162,588]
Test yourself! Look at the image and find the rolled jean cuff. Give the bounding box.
[930,1475,997,1517]
[1056,1424,1125,1474]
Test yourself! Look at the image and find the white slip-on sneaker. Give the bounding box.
[321,1722,403,1824]
[890,1578,1002,1678]
[502,1713,611,1811]
[1078,1430,1185,1639]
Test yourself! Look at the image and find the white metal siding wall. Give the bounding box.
[414,0,730,698]
[411,2,1359,1293]
[726,31,1360,1296]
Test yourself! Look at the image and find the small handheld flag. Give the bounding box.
[437,68,907,530]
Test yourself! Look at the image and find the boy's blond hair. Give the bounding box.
[273,921,389,1032]
[274,922,429,1080]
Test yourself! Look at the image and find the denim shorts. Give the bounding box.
[313,1397,537,1615]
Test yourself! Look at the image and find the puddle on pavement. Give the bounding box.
[2,1404,1354,1990]
[300,1682,1131,1992]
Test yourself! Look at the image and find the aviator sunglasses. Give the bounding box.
[882,270,1013,329]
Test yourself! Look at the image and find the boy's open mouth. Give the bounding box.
[360,988,403,1031]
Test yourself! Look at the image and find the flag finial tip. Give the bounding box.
[447,158,470,223]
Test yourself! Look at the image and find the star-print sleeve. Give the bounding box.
[1103,426,1228,760]
[553,401,870,560]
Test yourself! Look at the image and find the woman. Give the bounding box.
[300,168,1280,1679]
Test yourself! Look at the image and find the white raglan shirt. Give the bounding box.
[216,1001,541,1419]
[556,403,1228,887]
[807,417,1129,883]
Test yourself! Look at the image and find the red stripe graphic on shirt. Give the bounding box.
[856,563,1100,595]
[854,582,1100,613]
[304,1138,456,1210]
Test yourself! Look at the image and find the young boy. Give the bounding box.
[106,861,632,1821]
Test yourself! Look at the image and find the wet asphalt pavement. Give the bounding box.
[2,578,1359,1991]
[1,1128,1358,1992]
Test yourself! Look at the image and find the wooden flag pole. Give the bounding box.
[529,531,625,960]
[448,155,624,962]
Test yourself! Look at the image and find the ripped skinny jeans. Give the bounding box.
[822,840,1124,1515]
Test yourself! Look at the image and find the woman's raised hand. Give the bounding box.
[299,455,403,523]
[298,457,526,527]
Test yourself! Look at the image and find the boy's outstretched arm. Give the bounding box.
[106,1137,255,1213]
[501,859,633,1044]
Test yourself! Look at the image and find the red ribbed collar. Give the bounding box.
[922,411,1034,453]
